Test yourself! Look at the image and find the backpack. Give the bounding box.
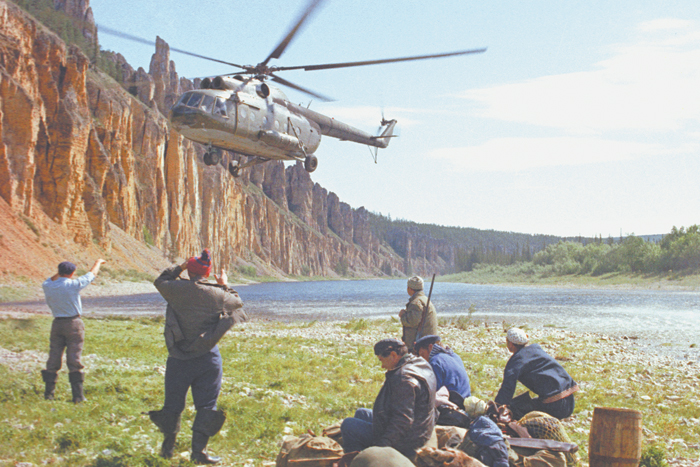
[276,433,344,467]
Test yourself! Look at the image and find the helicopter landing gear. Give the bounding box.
[304,155,318,173]
[203,149,221,166]
[228,160,241,178]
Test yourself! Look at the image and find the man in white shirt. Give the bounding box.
[41,258,105,403]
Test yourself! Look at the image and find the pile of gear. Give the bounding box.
[275,398,580,467]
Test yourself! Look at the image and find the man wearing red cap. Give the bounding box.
[151,249,247,464]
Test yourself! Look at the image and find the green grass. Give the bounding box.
[0,317,697,466]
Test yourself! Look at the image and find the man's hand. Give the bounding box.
[90,258,106,276]
[215,268,227,286]
[399,308,406,318]
[180,259,190,270]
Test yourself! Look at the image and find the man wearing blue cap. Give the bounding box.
[41,258,106,403]
[340,338,437,461]
[414,335,471,405]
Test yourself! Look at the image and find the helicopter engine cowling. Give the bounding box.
[258,130,301,151]
[211,76,243,91]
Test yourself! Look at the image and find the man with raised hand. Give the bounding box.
[150,249,247,465]
[41,258,105,403]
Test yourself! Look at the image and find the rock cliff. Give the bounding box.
[0,0,422,280]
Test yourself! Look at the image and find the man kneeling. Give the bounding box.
[341,338,437,461]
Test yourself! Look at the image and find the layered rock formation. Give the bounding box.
[0,0,424,278]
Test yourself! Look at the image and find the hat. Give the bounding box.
[374,338,406,356]
[506,328,529,346]
[407,276,424,291]
[58,261,76,276]
[415,334,441,350]
[187,249,212,277]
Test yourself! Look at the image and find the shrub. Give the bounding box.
[640,444,668,467]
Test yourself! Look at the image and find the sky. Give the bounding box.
[90,0,700,238]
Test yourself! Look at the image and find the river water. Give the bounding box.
[5,279,699,357]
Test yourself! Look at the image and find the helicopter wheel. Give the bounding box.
[228,160,241,178]
[304,155,318,173]
[203,152,213,166]
[209,149,221,166]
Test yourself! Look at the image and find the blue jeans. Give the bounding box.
[341,408,374,453]
[163,347,222,414]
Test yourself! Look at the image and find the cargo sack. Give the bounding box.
[276,434,344,467]
[517,412,580,467]
[436,426,467,450]
[322,421,343,445]
[415,447,486,467]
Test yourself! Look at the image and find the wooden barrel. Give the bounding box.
[589,407,642,467]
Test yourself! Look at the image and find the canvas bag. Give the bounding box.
[276,433,344,467]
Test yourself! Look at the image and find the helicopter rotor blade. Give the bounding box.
[260,0,326,66]
[97,24,249,71]
[269,74,334,102]
[274,48,487,72]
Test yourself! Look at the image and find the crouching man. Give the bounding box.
[341,338,437,461]
[495,328,578,420]
[149,249,247,464]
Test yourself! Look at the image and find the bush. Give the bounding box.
[640,444,668,467]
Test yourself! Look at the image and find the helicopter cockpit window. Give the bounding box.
[213,98,228,117]
[199,95,215,113]
[186,93,202,108]
[177,92,192,106]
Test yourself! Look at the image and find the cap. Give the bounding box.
[414,334,441,350]
[506,328,529,346]
[374,338,406,356]
[407,276,424,291]
[58,261,76,276]
[187,249,212,277]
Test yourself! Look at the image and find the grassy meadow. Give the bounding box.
[0,315,698,466]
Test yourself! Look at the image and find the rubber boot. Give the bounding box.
[148,409,181,459]
[190,409,226,465]
[41,370,58,400]
[68,371,86,403]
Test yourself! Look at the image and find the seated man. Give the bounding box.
[415,335,471,406]
[340,338,437,461]
[495,328,578,420]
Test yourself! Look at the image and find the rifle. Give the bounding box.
[416,273,436,341]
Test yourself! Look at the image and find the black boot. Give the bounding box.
[190,409,226,465]
[68,371,86,403]
[41,370,58,400]
[148,409,182,459]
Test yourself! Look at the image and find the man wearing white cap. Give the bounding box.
[399,276,437,353]
[494,328,578,420]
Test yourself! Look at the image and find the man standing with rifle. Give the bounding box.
[399,275,437,353]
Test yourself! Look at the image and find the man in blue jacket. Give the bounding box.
[495,328,578,420]
[414,335,471,403]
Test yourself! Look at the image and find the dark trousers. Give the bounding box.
[46,317,85,373]
[163,348,223,415]
[340,408,375,453]
[510,392,575,420]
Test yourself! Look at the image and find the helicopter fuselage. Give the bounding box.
[169,76,393,168]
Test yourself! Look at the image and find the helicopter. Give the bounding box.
[99,0,486,177]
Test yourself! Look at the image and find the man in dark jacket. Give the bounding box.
[495,328,578,420]
[399,276,437,353]
[150,249,247,464]
[340,338,437,461]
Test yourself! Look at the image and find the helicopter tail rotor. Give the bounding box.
[367,117,398,163]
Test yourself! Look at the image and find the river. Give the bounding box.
[5,279,699,358]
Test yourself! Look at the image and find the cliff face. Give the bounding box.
[0,0,422,279]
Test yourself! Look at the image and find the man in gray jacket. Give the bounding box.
[340,338,437,461]
[399,276,437,353]
[150,249,247,464]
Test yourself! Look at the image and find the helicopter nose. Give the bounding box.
[169,105,199,129]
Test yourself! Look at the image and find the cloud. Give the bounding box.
[429,137,665,172]
[459,21,700,134]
